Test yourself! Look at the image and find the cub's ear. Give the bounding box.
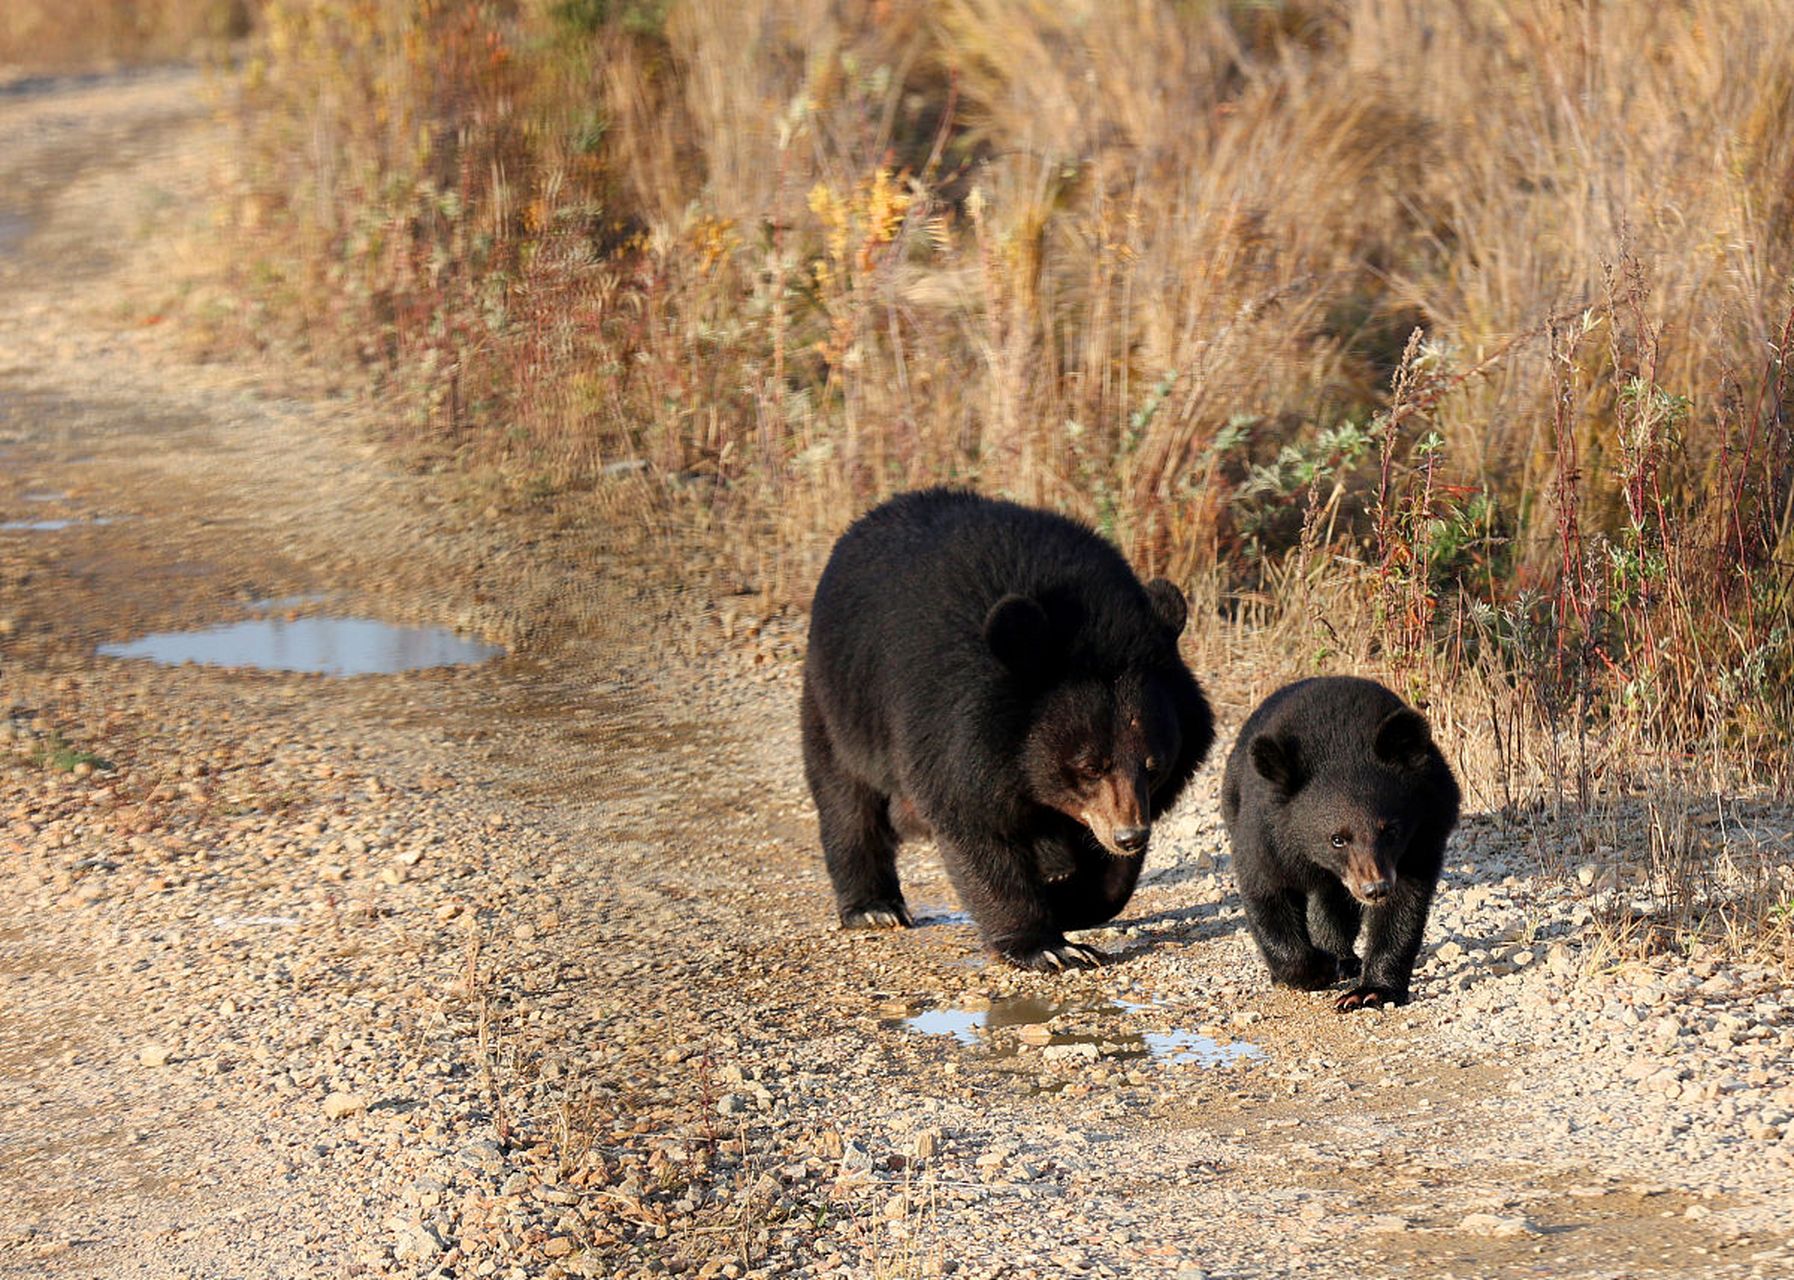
[1374,707,1433,766]
[1143,577,1188,637]
[1249,733,1304,795]
[983,594,1050,674]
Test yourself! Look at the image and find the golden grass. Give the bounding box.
[0,0,247,71]
[218,0,1794,949]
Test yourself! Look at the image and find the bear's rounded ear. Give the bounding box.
[1144,578,1188,637]
[1373,707,1433,766]
[1249,733,1304,795]
[984,594,1050,674]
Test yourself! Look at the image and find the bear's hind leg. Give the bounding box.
[1242,890,1339,990]
[1307,880,1363,979]
[802,690,911,929]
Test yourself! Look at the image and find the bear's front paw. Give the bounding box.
[840,901,914,930]
[1335,984,1406,1012]
[999,940,1107,972]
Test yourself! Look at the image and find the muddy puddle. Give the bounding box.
[916,907,973,926]
[247,593,332,612]
[0,209,27,254]
[97,617,504,676]
[895,995,1264,1067]
[2,517,116,531]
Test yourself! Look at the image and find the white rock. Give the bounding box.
[1459,1212,1540,1237]
[323,1091,366,1119]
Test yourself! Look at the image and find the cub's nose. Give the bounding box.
[1113,825,1150,854]
[1359,879,1392,903]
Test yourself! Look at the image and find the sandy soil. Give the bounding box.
[2,69,1792,1280]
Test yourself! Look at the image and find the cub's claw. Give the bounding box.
[1001,940,1107,972]
[841,903,914,930]
[1336,984,1405,1012]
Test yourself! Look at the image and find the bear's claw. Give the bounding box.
[1336,984,1404,1012]
[1003,940,1107,972]
[841,903,914,930]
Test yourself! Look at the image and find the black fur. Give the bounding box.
[1221,677,1460,1010]
[801,489,1215,970]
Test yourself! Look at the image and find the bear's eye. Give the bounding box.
[1144,756,1159,772]
[1330,832,1350,848]
[1075,760,1108,780]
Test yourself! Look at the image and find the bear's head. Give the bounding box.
[985,578,1190,858]
[1247,706,1435,904]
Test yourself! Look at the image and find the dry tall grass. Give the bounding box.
[0,0,248,72]
[222,0,1793,943]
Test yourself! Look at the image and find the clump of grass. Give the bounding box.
[33,732,114,773]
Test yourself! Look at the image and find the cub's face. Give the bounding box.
[1247,706,1437,905]
[1282,783,1416,904]
[1021,672,1184,858]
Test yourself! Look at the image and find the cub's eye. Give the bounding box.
[1076,760,1109,780]
[1144,756,1160,772]
[1330,832,1350,849]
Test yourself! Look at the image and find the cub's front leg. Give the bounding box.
[1242,889,1339,990]
[1337,876,1435,1010]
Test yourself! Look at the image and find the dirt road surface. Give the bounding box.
[2,70,1793,1280]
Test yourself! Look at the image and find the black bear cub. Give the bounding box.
[801,489,1214,971]
[1221,677,1459,1010]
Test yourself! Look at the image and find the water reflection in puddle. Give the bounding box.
[248,593,332,612]
[2,517,115,532]
[897,996,1263,1067]
[917,907,973,927]
[0,211,29,254]
[98,617,504,675]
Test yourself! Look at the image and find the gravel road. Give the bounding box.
[2,69,1792,1280]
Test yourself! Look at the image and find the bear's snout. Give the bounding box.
[1081,769,1152,857]
[1112,825,1150,854]
[1343,851,1396,904]
[1354,877,1393,904]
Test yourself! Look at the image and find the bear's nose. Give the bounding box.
[1113,825,1150,853]
[1359,879,1392,903]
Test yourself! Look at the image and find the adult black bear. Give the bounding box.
[1221,676,1460,1010]
[801,489,1214,971]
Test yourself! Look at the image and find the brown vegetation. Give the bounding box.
[215,1,1794,948]
[0,0,248,72]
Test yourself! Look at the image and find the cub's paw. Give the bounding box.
[999,940,1107,972]
[840,902,914,930]
[1335,984,1406,1012]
